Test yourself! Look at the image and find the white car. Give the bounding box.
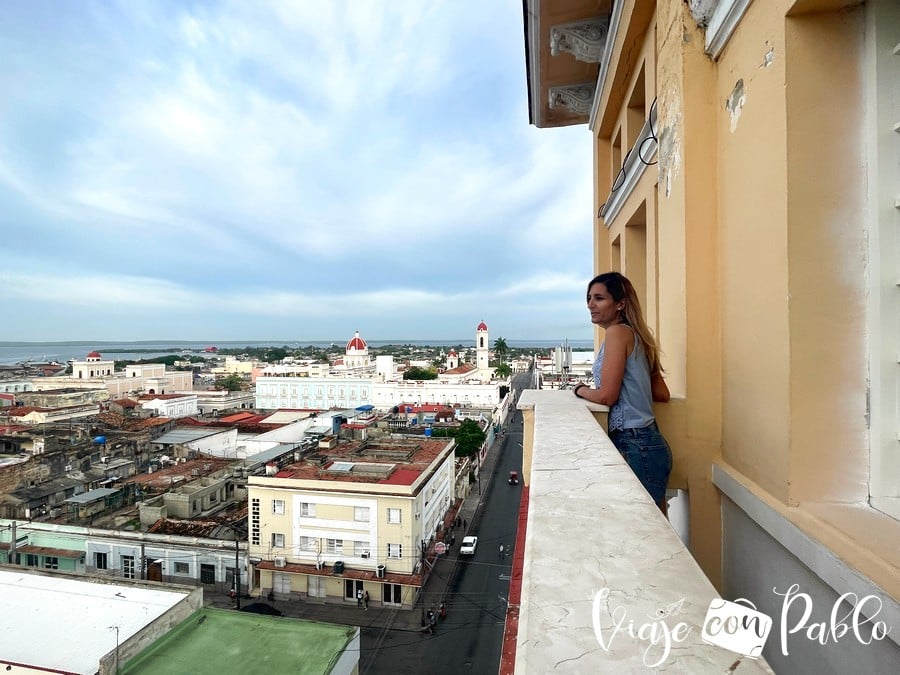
[460,536,478,556]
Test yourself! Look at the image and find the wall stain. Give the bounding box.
[726,79,746,133]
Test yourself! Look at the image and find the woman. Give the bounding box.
[573,272,672,511]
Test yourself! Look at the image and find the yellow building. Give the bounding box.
[524,0,899,671]
[247,436,456,610]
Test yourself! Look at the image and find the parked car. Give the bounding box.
[508,470,519,485]
[460,536,478,556]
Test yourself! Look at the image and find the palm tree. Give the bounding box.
[493,337,509,367]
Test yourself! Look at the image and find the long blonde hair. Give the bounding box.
[588,272,664,377]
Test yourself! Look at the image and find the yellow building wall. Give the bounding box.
[590,0,894,595]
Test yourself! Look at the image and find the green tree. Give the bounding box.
[403,366,438,380]
[494,363,512,379]
[214,373,245,391]
[454,419,486,457]
[493,337,509,367]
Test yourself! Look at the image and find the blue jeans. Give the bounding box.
[609,422,672,505]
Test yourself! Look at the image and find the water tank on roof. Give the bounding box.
[424,427,432,437]
[93,436,107,445]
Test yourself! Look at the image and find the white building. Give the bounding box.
[71,350,114,379]
[139,393,199,419]
[32,352,193,399]
[0,567,200,675]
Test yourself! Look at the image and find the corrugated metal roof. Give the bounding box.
[153,427,228,444]
[63,487,120,504]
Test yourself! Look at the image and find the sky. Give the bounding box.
[0,0,594,343]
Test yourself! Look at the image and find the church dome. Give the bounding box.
[86,351,102,359]
[476,321,488,331]
[346,331,368,352]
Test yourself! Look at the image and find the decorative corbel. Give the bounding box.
[548,83,596,116]
[549,17,610,63]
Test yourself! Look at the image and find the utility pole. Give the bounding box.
[234,536,241,610]
[10,520,17,565]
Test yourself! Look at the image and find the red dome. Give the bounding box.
[476,321,488,331]
[346,331,367,351]
[86,351,102,358]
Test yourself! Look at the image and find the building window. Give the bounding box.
[326,539,343,554]
[299,536,317,551]
[387,508,401,524]
[26,554,38,567]
[387,543,402,559]
[122,555,135,579]
[44,556,59,570]
[272,499,285,515]
[200,563,215,584]
[353,506,369,522]
[251,498,261,546]
[354,541,370,557]
[174,562,189,575]
[95,552,108,570]
[271,533,285,548]
[300,502,315,517]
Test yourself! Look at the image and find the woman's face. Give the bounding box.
[587,282,622,328]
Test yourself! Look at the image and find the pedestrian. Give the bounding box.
[499,543,504,557]
[463,519,467,530]
[364,590,369,610]
[356,588,363,607]
[573,272,672,513]
[450,533,456,546]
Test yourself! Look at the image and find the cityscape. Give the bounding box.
[1,324,590,673]
[2,0,898,674]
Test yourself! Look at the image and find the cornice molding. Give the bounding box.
[705,0,754,59]
[588,0,625,131]
[525,0,542,125]
[549,17,610,63]
[548,82,597,116]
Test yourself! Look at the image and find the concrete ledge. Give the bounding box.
[513,390,773,672]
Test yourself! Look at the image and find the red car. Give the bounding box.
[508,471,519,485]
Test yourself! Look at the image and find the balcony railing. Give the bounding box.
[506,390,773,672]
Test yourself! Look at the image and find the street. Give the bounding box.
[360,373,529,674]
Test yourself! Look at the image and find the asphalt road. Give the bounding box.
[360,373,529,675]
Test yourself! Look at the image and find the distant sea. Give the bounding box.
[0,339,593,365]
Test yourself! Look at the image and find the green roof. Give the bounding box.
[122,608,357,674]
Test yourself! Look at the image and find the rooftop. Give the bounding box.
[121,608,357,674]
[0,568,193,675]
[260,437,452,486]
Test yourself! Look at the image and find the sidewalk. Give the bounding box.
[205,429,511,633]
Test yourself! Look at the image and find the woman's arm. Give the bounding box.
[575,325,630,406]
[651,371,670,403]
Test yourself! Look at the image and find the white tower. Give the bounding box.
[446,349,459,370]
[476,321,490,372]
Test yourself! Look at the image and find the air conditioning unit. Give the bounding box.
[274,556,286,568]
[315,560,324,570]
[361,551,370,559]
[376,564,386,579]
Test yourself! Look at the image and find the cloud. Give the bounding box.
[0,0,594,342]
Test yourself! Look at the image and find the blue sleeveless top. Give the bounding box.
[592,329,655,431]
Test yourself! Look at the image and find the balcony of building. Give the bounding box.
[505,389,774,672]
